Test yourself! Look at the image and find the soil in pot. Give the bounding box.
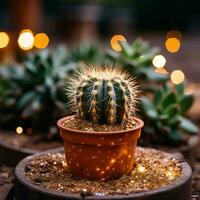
[15,147,192,200]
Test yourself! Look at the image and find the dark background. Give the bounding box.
[0,0,200,82]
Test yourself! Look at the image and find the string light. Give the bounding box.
[16,127,23,135]
[165,38,180,53]
[110,34,126,52]
[0,32,9,48]
[18,29,34,50]
[152,55,166,68]
[170,70,185,85]
[34,33,49,49]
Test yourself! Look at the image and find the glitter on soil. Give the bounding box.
[25,147,182,196]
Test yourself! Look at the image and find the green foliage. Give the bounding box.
[0,46,77,133]
[0,66,22,127]
[140,82,198,145]
[66,66,138,125]
[69,43,105,64]
[106,38,168,82]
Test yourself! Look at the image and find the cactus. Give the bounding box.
[66,66,138,125]
[140,82,198,145]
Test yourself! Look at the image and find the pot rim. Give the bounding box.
[57,115,144,136]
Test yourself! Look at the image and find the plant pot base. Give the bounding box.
[15,147,192,200]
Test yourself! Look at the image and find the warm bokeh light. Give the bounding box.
[165,38,180,53]
[152,55,166,68]
[166,30,182,40]
[170,70,185,85]
[154,67,168,74]
[34,33,49,49]
[18,29,34,50]
[27,128,33,134]
[110,158,116,164]
[110,34,126,52]
[0,32,9,48]
[16,126,23,135]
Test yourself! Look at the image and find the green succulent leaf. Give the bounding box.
[140,97,154,111]
[179,116,198,134]
[176,82,184,96]
[120,42,134,57]
[17,91,36,110]
[168,116,180,128]
[146,110,158,119]
[139,68,168,82]
[140,97,157,119]
[164,104,180,118]
[161,92,176,109]
[153,89,162,105]
[179,95,194,114]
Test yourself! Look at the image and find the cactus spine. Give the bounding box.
[67,66,138,125]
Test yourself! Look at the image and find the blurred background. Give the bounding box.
[0,0,200,82]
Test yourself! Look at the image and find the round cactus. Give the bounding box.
[66,66,138,125]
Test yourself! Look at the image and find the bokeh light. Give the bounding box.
[154,67,168,74]
[170,70,185,85]
[165,38,180,53]
[0,32,9,48]
[110,34,126,52]
[34,33,49,49]
[166,30,182,40]
[27,128,33,134]
[18,29,34,50]
[152,55,166,68]
[16,126,23,135]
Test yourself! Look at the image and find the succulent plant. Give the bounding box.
[0,66,22,128]
[0,46,77,134]
[106,38,168,82]
[69,42,105,64]
[140,82,198,145]
[66,66,138,125]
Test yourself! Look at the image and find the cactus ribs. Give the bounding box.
[65,66,139,129]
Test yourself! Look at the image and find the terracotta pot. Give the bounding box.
[57,116,144,181]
